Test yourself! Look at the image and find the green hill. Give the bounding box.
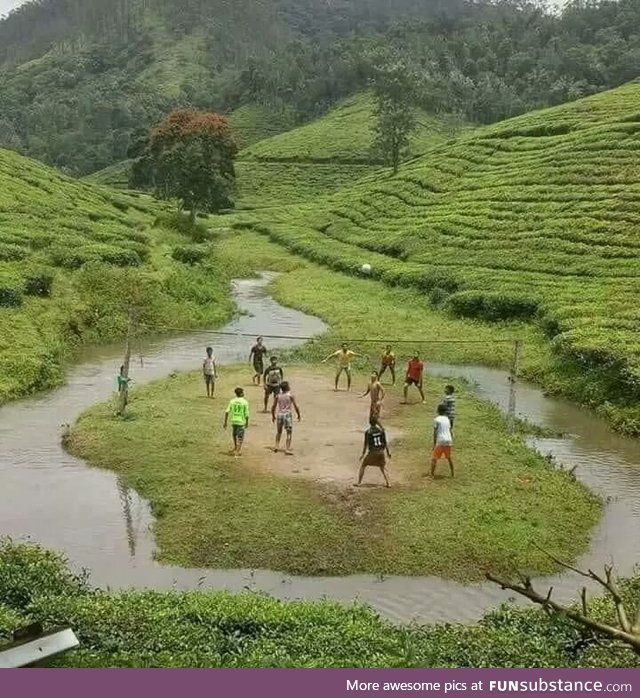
[240,93,467,163]
[233,93,468,208]
[243,81,640,434]
[0,148,234,403]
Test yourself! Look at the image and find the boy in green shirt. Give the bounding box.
[224,387,250,458]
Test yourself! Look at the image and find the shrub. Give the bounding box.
[0,243,28,262]
[448,290,539,322]
[0,539,88,611]
[0,279,23,307]
[172,245,208,265]
[23,269,55,298]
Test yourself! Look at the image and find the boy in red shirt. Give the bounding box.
[403,352,425,404]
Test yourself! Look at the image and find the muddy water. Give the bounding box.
[1,275,639,624]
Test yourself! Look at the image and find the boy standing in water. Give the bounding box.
[379,345,396,385]
[271,381,302,455]
[443,384,456,432]
[431,404,454,478]
[202,347,217,398]
[224,387,250,458]
[403,352,426,404]
[361,371,385,423]
[357,418,391,488]
[249,337,268,385]
[263,356,284,412]
[322,343,362,391]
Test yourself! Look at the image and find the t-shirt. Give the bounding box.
[433,415,453,445]
[443,394,456,418]
[407,359,424,382]
[264,365,284,386]
[366,426,387,451]
[251,345,268,364]
[276,392,294,415]
[203,357,215,376]
[381,351,396,367]
[226,397,249,426]
[335,350,355,367]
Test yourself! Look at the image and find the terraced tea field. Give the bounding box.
[245,81,640,433]
[0,148,233,402]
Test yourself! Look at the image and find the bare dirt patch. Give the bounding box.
[239,370,411,487]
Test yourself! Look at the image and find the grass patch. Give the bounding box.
[67,366,599,579]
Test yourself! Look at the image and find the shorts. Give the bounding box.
[276,413,293,432]
[232,424,246,440]
[363,450,386,468]
[432,444,452,460]
[337,364,351,374]
[369,401,382,422]
[204,374,215,386]
[405,377,421,386]
[265,384,281,397]
[253,361,264,374]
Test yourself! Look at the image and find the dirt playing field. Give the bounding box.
[238,370,415,488]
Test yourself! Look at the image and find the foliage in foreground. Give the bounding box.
[0,540,638,668]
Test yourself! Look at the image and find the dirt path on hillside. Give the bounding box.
[239,370,411,488]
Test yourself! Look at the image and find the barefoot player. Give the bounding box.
[249,337,268,385]
[224,387,250,458]
[322,343,361,391]
[431,404,454,478]
[361,371,385,422]
[271,381,301,455]
[379,345,396,385]
[403,352,426,404]
[357,418,391,488]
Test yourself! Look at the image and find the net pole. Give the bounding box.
[507,340,522,433]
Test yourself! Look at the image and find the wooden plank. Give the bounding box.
[0,628,79,668]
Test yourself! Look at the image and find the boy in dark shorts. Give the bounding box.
[224,387,250,458]
[443,384,456,432]
[403,352,425,404]
[357,418,391,488]
[249,337,268,385]
[263,356,284,412]
[379,345,396,385]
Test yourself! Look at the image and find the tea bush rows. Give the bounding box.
[1,540,637,668]
[249,82,640,433]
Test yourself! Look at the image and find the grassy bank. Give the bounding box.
[1,540,638,668]
[0,148,237,404]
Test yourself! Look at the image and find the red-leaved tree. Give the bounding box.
[150,109,237,222]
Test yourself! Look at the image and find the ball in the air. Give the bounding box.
[361,263,372,275]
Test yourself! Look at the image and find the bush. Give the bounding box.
[448,290,539,322]
[0,539,88,611]
[0,243,28,262]
[154,213,213,243]
[23,269,54,297]
[0,279,23,307]
[172,245,209,265]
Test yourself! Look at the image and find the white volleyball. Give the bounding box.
[361,263,372,275]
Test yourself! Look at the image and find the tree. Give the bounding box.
[370,60,418,173]
[488,548,640,657]
[149,109,237,222]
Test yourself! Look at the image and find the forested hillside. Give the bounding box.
[0,0,639,175]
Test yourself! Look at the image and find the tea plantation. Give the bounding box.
[0,148,234,403]
[245,81,640,434]
[0,540,638,668]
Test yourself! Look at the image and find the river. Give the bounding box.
[1,275,639,624]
